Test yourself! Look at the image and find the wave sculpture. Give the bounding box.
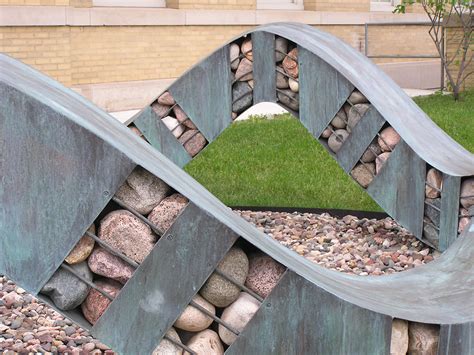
[1,23,473,355]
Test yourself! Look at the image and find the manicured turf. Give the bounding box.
[185,91,473,211]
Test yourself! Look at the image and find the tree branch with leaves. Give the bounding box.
[394,0,473,100]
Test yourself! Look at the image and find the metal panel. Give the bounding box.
[169,46,232,143]
[438,323,474,355]
[226,270,391,355]
[0,83,135,294]
[367,140,426,239]
[337,106,386,173]
[439,175,462,251]
[252,31,277,104]
[133,106,191,168]
[92,203,239,355]
[299,45,354,139]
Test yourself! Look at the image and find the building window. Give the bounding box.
[92,0,166,7]
[257,0,304,10]
[371,0,401,12]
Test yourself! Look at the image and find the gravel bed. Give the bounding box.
[1,211,438,353]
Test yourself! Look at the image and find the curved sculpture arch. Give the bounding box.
[1,23,473,354]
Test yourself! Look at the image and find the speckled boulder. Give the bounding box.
[41,262,92,311]
[185,330,223,355]
[378,127,401,152]
[153,328,183,355]
[328,129,349,153]
[408,322,439,355]
[218,292,260,345]
[174,295,215,332]
[88,247,135,284]
[277,89,299,111]
[390,319,408,355]
[81,279,122,325]
[148,193,189,234]
[275,37,288,62]
[460,178,474,209]
[173,106,188,123]
[245,254,285,298]
[351,163,375,188]
[114,166,170,215]
[65,225,95,265]
[98,210,156,264]
[232,81,253,114]
[152,102,170,118]
[200,247,249,307]
[179,130,207,158]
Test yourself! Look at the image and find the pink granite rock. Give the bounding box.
[148,193,189,233]
[158,91,175,106]
[460,178,474,209]
[235,58,253,81]
[282,48,298,78]
[173,105,188,123]
[245,254,285,298]
[81,279,122,325]
[152,102,170,118]
[179,130,207,157]
[98,210,156,264]
[88,247,135,284]
[425,168,443,199]
[378,127,401,152]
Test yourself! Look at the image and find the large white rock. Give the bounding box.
[153,328,183,355]
[218,292,261,345]
[185,330,224,355]
[174,294,215,332]
[162,116,185,138]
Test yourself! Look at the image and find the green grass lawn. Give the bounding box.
[185,91,473,211]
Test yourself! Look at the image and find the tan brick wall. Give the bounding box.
[0,0,69,5]
[167,0,255,9]
[0,26,72,85]
[0,24,435,87]
[305,0,369,12]
[446,27,474,90]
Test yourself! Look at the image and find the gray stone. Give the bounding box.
[351,163,375,188]
[232,81,253,114]
[277,89,299,111]
[423,219,439,248]
[347,104,370,132]
[328,129,349,153]
[460,178,474,209]
[179,130,207,157]
[276,68,289,89]
[115,166,171,215]
[424,198,441,226]
[40,262,92,311]
[200,247,249,307]
[348,90,369,104]
[275,37,288,62]
[361,141,382,163]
